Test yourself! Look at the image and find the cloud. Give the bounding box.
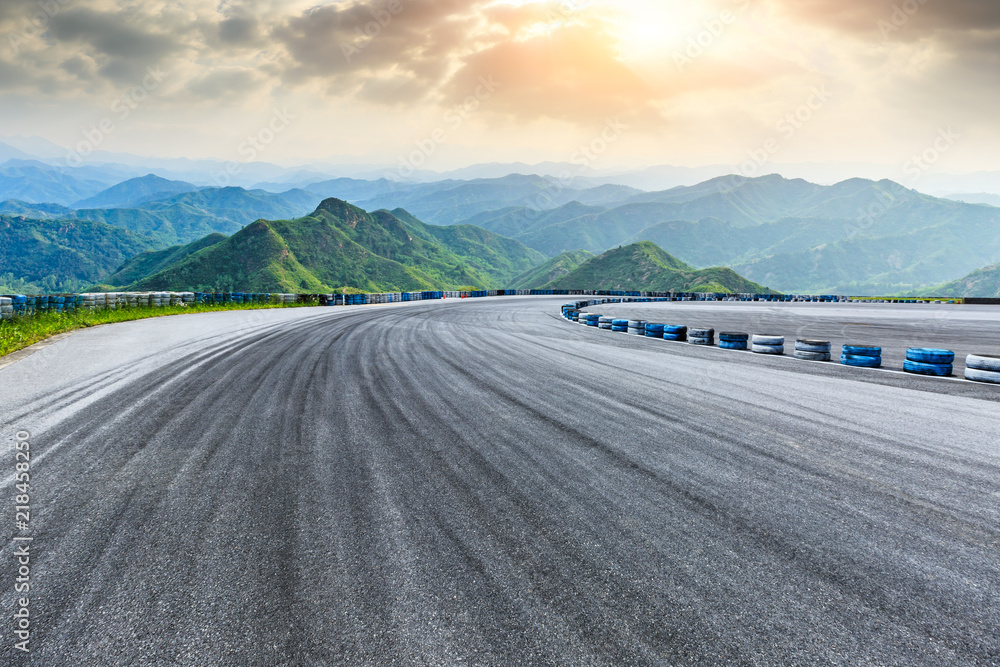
[47,8,180,61]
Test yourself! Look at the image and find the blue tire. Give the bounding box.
[720,341,747,350]
[645,324,665,334]
[843,345,881,357]
[719,332,749,342]
[906,348,955,365]
[612,319,629,327]
[663,333,685,341]
[663,325,687,335]
[841,354,881,368]
[645,330,663,339]
[904,360,952,376]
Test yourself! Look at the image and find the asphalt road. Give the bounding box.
[1,298,998,665]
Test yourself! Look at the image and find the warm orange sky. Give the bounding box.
[1,0,998,175]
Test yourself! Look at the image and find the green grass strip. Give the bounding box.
[0,302,310,359]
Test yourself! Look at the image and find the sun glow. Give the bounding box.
[605,1,711,63]
[491,0,714,63]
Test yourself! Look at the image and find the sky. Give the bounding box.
[1,0,998,178]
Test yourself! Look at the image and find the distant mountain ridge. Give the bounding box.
[73,174,199,209]
[456,175,1000,295]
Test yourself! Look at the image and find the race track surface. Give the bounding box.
[1,298,998,665]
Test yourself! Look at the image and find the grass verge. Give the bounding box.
[0,302,309,359]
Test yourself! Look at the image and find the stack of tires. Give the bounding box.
[627,320,646,335]
[577,311,591,325]
[904,348,954,376]
[645,323,665,339]
[611,319,629,332]
[282,294,297,305]
[794,339,831,362]
[585,313,601,327]
[965,354,1000,384]
[841,345,881,368]
[719,332,749,350]
[599,316,614,330]
[752,334,784,355]
[689,327,715,346]
[0,296,12,320]
[663,325,687,341]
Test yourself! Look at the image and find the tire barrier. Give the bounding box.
[560,303,997,387]
[663,325,687,342]
[965,355,1000,384]
[688,327,715,346]
[644,323,665,339]
[966,354,1000,373]
[751,334,784,355]
[841,345,882,368]
[719,332,749,351]
[905,348,955,365]
[904,348,954,377]
[794,339,831,362]
[0,297,12,321]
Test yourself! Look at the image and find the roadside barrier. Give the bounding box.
[965,355,1000,384]
[688,327,715,346]
[719,332,749,350]
[611,319,629,332]
[752,334,784,355]
[794,339,831,362]
[663,325,687,342]
[841,345,882,368]
[904,348,954,376]
[627,320,646,335]
[645,323,665,339]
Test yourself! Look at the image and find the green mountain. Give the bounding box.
[0,215,159,292]
[545,242,773,294]
[915,263,1000,298]
[509,249,594,289]
[458,175,1000,295]
[103,233,228,287]
[109,199,546,293]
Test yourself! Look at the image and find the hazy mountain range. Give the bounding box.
[1,156,999,296]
